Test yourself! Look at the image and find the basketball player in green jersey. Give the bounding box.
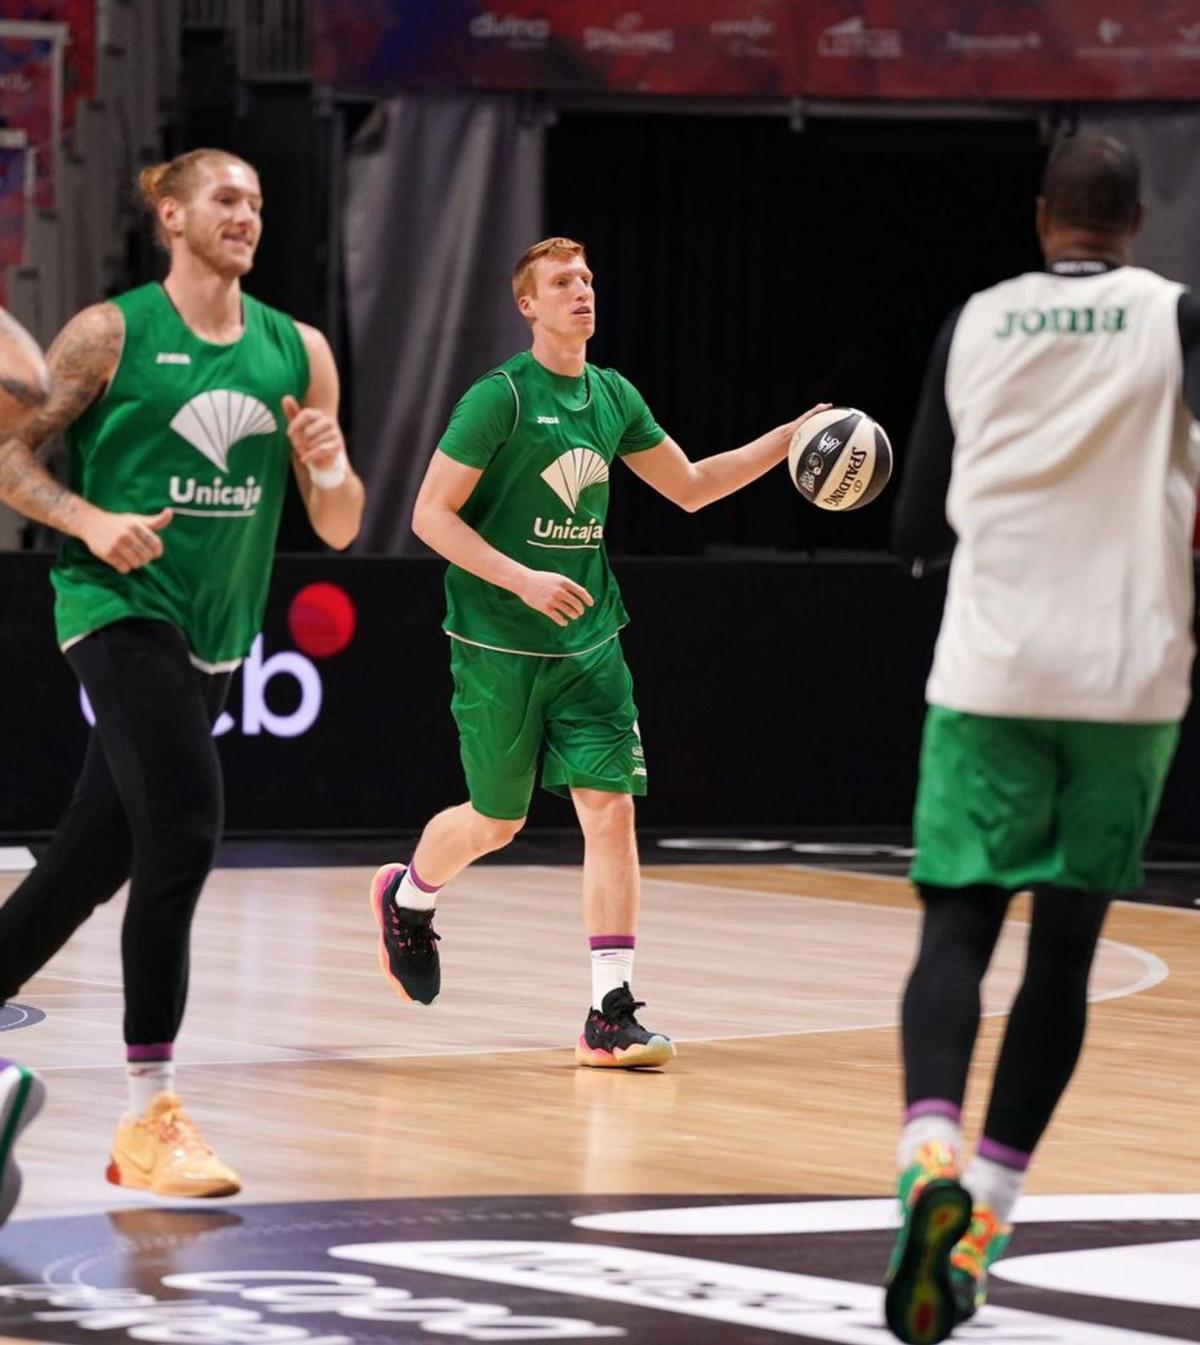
[0,304,52,1232]
[370,236,827,1066]
[0,149,363,1196]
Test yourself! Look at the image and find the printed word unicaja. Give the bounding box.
[532,517,605,543]
[170,475,263,509]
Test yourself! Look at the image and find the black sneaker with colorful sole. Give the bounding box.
[575,982,676,1068]
[368,863,441,1005]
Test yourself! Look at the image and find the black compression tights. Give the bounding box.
[0,619,229,1048]
[903,882,1112,1156]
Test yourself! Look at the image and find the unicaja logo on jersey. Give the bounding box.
[531,448,608,548]
[540,448,609,510]
[168,390,277,516]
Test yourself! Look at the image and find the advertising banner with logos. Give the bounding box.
[4,553,1200,842]
[313,0,797,98]
[0,19,65,208]
[3,553,938,837]
[0,0,94,132]
[312,0,1200,102]
[801,0,1200,101]
[0,134,31,304]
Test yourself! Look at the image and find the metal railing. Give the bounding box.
[181,0,232,30]
[182,0,311,81]
[235,0,311,80]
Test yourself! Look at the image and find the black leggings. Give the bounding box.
[0,619,229,1047]
[902,882,1111,1156]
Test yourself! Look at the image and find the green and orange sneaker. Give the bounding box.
[883,1142,973,1345]
[949,1204,1012,1323]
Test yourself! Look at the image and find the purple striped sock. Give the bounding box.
[978,1137,1032,1171]
[589,935,636,950]
[407,863,441,894]
[904,1098,963,1124]
[126,1043,174,1063]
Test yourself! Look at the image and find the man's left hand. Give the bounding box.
[283,393,344,471]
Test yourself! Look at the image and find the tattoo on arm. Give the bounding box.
[0,303,123,534]
[0,308,50,407]
[0,376,42,405]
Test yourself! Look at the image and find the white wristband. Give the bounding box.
[308,451,348,490]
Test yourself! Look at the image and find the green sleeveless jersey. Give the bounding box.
[51,283,309,669]
[437,350,665,656]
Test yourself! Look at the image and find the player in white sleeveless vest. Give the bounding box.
[882,134,1200,1345]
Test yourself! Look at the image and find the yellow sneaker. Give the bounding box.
[106,1093,241,1198]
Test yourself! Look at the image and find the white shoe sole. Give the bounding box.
[0,1064,46,1228]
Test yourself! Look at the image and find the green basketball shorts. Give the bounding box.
[449,634,647,821]
[910,705,1179,894]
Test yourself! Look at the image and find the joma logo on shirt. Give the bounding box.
[993,305,1127,338]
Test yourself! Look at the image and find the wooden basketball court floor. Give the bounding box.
[1,860,1199,1343]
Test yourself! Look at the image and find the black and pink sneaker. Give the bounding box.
[575,983,676,1069]
[368,863,441,1005]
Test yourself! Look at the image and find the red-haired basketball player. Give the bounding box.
[369,236,828,1067]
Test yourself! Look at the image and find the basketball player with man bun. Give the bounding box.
[0,149,363,1197]
[0,304,51,1232]
[882,133,1200,1344]
[369,235,828,1066]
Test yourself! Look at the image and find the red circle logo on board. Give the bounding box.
[287,582,357,658]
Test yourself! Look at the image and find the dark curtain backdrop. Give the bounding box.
[344,93,544,554]
[546,113,1046,556]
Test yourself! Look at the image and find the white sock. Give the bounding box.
[591,947,635,1010]
[963,1153,1025,1224]
[394,863,439,913]
[127,1061,175,1117]
[897,1114,964,1170]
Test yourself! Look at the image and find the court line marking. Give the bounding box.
[7,992,124,1000]
[573,1191,1200,1235]
[21,973,124,990]
[1089,941,1169,1001]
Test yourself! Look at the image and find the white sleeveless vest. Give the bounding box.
[928,266,1198,722]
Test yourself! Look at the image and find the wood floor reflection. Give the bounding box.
[2,863,1198,1220]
